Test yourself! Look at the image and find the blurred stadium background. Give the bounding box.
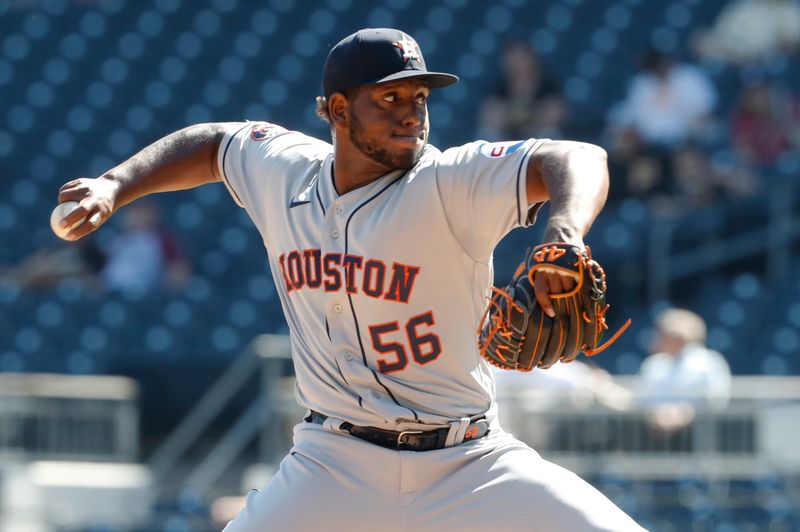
[1,0,800,530]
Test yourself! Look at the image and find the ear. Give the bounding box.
[329,92,350,130]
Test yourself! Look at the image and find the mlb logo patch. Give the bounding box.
[250,123,286,141]
[478,140,525,158]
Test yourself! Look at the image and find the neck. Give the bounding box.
[332,146,392,196]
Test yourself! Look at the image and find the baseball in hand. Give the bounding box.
[50,201,86,240]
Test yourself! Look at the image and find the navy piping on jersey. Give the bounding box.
[343,172,420,421]
[314,174,325,216]
[334,358,350,385]
[220,123,252,207]
[514,141,540,226]
[322,378,341,394]
[333,357,364,409]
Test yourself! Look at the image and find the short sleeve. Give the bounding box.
[435,138,546,262]
[216,121,327,211]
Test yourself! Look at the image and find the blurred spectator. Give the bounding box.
[668,146,717,208]
[101,201,190,295]
[730,74,800,171]
[493,361,634,451]
[607,148,675,212]
[607,143,755,215]
[493,361,633,414]
[694,0,800,65]
[671,144,757,208]
[606,49,720,212]
[0,235,105,291]
[478,40,567,140]
[635,308,731,432]
[607,49,717,150]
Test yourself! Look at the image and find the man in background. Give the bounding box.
[636,308,732,432]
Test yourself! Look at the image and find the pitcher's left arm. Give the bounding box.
[525,140,610,316]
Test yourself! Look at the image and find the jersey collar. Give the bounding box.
[317,154,408,211]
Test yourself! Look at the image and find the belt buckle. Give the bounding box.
[397,430,423,447]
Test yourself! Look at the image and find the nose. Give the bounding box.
[402,114,421,127]
[400,102,424,128]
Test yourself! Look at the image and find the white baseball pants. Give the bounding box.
[223,421,646,531]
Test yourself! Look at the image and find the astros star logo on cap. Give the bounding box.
[394,34,421,63]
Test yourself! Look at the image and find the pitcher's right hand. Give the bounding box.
[56,176,120,240]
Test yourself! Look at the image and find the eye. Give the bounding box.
[415,94,428,104]
[383,94,397,103]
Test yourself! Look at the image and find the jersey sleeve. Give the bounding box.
[434,138,547,262]
[216,121,327,211]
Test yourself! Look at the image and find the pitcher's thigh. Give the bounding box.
[415,441,645,532]
[490,452,644,531]
[223,451,397,532]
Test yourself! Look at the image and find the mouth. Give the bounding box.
[390,131,425,147]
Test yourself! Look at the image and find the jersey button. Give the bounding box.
[334,204,342,214]
[345,352,354,361]
[331,229,340,238]
[333,304,343,313]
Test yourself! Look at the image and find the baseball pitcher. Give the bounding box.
[56,28,644,531]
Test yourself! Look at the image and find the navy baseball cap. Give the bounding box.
[322,28,459,98]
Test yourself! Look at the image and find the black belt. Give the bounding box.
[306,410,490,452]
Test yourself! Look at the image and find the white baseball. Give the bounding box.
[50,201,86,240]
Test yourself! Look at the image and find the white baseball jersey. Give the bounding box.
[217,122,544,429]
[218,123,647,532]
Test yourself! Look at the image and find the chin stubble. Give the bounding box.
[348,113,423,171]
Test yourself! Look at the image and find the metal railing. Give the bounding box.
[496,376,800,478]
[146,334,296,498]
[646,180,800,303]
[181,335,297,495]
[0,373,139,462]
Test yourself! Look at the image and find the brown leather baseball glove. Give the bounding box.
[478,243,630,371]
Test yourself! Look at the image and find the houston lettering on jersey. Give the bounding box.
[278,249,420,303]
